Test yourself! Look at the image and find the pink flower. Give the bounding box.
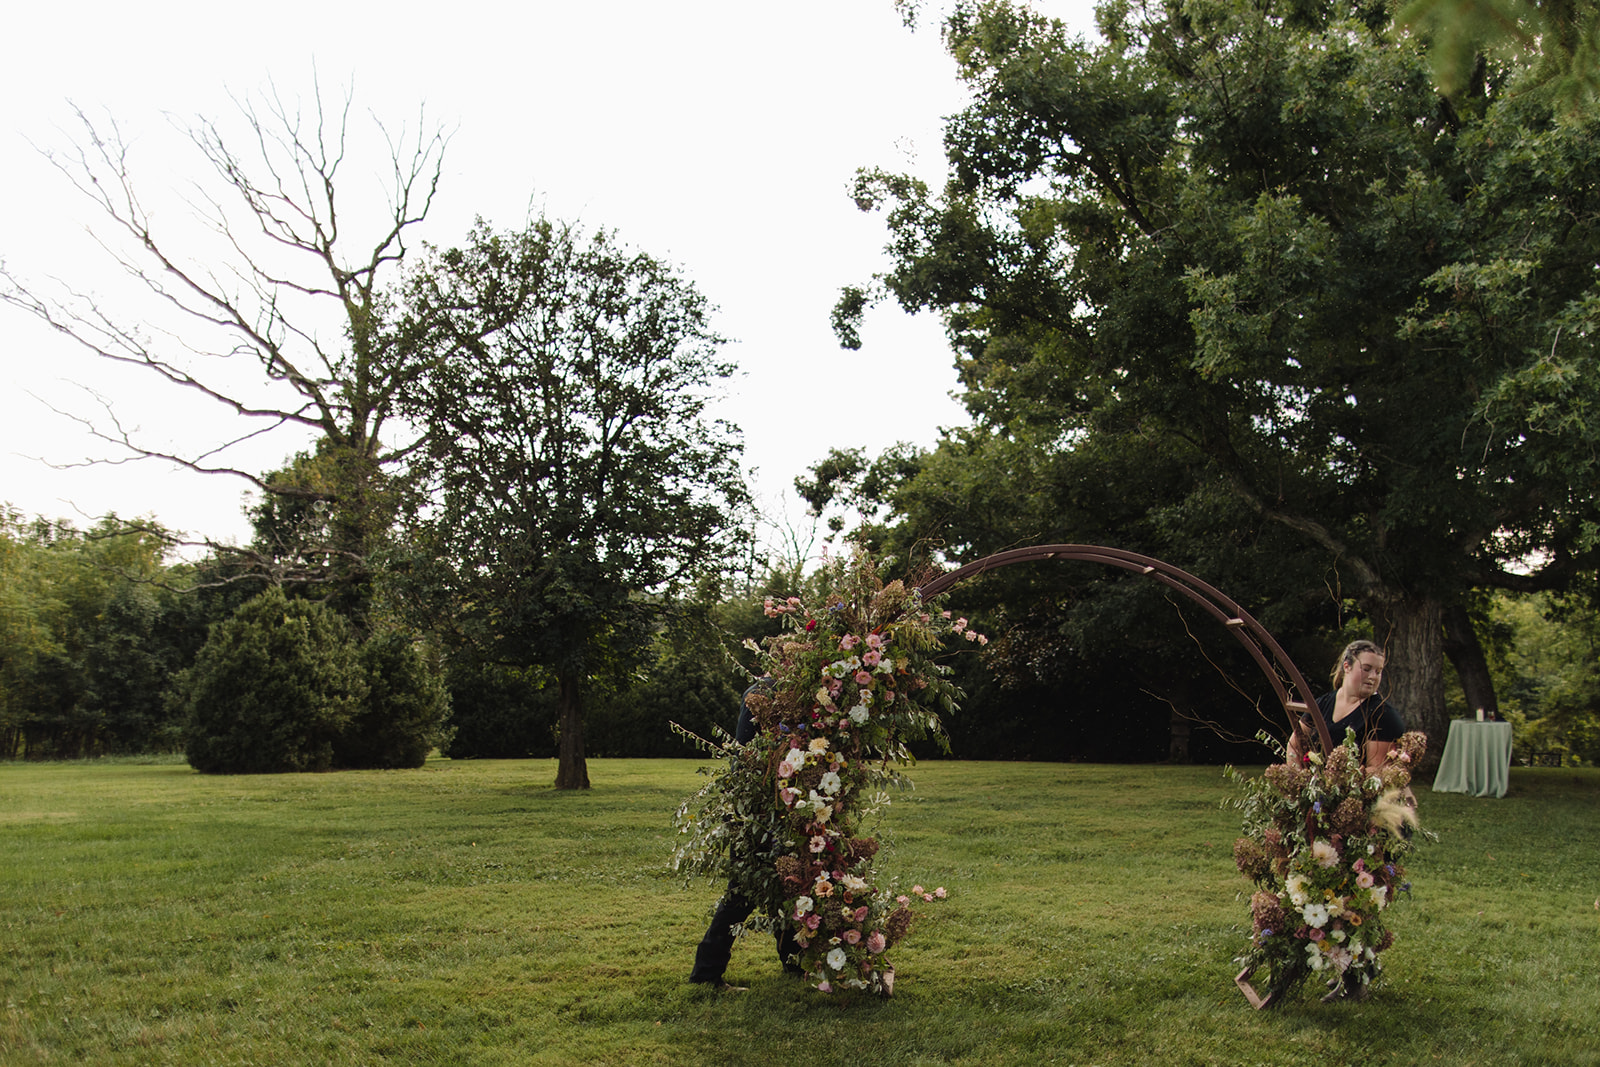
[865,633,884,650]
[977,634,989,645]
[1356,871,1375,889]
[862,649,882,667]
[884,689,896,703]
[839,634,860,650]
[809,835,828,854]
[922,893,934,902]
[805,914,821,930]
[866,931,887,953]
[778,761,796,778]
[787,597,802,609]
[817,980,832,993]
[964,630,978,641]
[934,887,947,899]
[896,895,910,905]
[953,617,968,633]
[911,885,924,895]
[854,670,873,686]
[842,929,861,945]
[854,906,869,922]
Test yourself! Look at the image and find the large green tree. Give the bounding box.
[394,218,749,789]
[838,0,1600,754]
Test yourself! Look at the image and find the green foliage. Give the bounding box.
[0,507,189,758]
[177,587,367,774]
[1483,590,1600,764]
[1398,0,1600,107]
[336,629,453,770]
[439,655,559,759]
[842,0,1600,753]
[394,215,749,788]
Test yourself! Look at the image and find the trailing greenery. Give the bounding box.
[2,758,1597,1065]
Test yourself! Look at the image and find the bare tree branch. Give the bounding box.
[0,84,452,598]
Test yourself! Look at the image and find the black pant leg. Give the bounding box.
[688,890,756,982]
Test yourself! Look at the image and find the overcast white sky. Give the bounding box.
[1,0,1096,556]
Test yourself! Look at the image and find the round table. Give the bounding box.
[1431,720,1513,798]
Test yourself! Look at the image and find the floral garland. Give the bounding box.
[1227,728,1429,1006]
[672,552,979,994]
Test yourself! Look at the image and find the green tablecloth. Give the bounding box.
[1431,719,1512,798]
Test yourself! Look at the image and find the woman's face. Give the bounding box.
[1343,652,1385,697]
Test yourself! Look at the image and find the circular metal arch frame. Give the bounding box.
[917,544,1333,756]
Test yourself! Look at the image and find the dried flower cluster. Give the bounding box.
[673,551,977,994]
[1226,727,1429,1004]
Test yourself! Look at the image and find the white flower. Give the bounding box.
[1302,902,1331,928]
[826,948,848,971]
[1372,884,1388,909]
[819,771,842,795]
[1306,942,1326,970]
[808,737,829,754]
[839,874,868,893]
[849,704,870,725]
[1286,874,1309,907]
[795,895,814,916]
[875,657,894,674]
[808,790,833,823]
[785,747,807,769]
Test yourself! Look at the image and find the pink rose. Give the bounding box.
[805,914,821,931]
[842,929,861,945]
[934,887,947,899]
[854,906,869,922]
[896,895,910,905]
[777,761,795,778]
[866,931,887,953]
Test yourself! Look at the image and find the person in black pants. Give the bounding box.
[687,680,801,990]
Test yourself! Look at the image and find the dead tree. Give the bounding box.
[1,84,450,618]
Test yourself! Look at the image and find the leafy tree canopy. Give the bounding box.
[837,0,1600,752]
[393,216,749,788]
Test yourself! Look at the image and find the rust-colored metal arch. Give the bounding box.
[917,544,1333,756]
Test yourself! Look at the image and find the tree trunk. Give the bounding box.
[1368,593,1447,776]
[554,669,591,790]
[1442,603,1499,719]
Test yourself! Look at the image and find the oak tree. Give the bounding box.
[839,0,1600,754]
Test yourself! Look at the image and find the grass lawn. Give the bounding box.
[2,757,1597,1066]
